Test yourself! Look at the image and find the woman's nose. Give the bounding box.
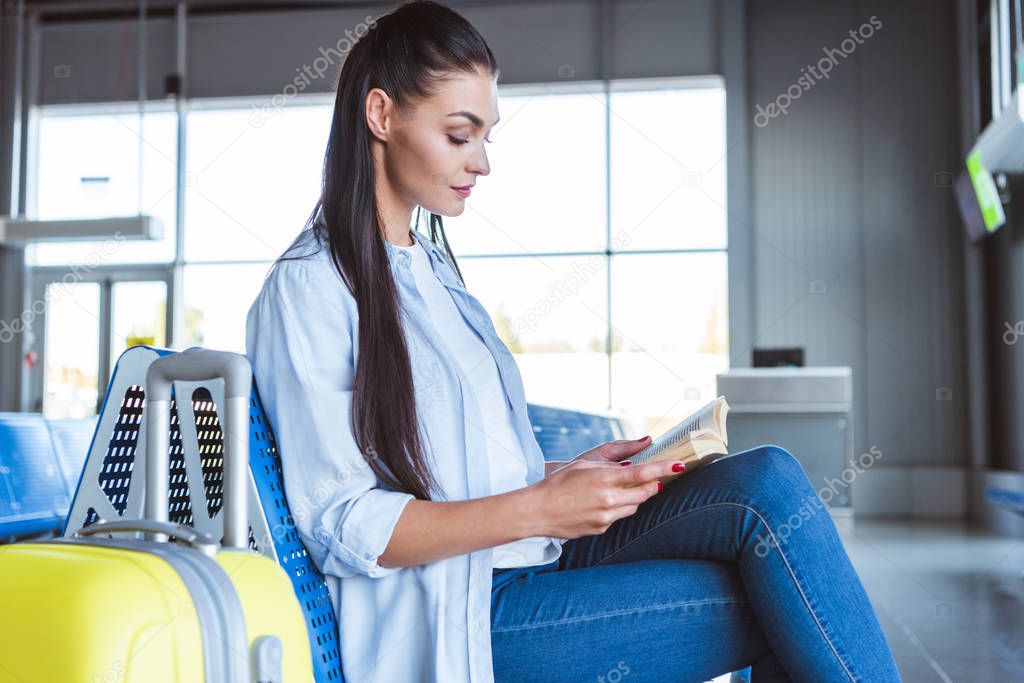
[468,144,490,177]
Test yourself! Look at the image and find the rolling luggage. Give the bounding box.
[0,349,315,682]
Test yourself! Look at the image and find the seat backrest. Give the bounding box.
[0,412,71,539]
[45,416,97,499]
[986,488,1024,515]
[525,402,627,461]
[63,345,344,683]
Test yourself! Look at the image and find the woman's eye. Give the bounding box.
[447,134,494,145]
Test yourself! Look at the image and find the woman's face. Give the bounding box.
[367,68,498,218]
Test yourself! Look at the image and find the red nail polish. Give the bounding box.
[620,460,632,466]
[672,462,685,472]
[657,482,663,492]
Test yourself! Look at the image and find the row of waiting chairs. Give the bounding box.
[0,412,96,541]
[986,488,1024,522]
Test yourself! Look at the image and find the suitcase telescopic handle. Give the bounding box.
[75,520,220,556]
[145,347,252,549]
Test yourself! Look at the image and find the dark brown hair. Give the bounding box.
[274,0,499,501]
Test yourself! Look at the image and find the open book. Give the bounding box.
[626,396,730,486]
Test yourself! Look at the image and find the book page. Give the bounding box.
[631,397,723,463]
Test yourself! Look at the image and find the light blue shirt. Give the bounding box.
[394,236,558,569]
[245,223,564,682]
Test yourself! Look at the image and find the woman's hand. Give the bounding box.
[543,435,653,477]
[573,435,652,465]
[523,458,685,540]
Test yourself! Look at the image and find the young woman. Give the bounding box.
[245,2,903,681]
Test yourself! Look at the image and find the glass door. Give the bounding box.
[28,267,173,416]
[109,280,168,369]
[39,281,102,418]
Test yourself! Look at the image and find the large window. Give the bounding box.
[29,79,728,434]
[446,80,729,434]
[29,106,179,264]
[184,103,331,262]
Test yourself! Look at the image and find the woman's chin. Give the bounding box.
[422,201,466,218]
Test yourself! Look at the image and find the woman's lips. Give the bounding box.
[452,186,472,198]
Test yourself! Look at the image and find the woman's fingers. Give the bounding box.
[593,436,653,462]
[614,481,661,506]
[565,458,622,470]
[615,459,686,487]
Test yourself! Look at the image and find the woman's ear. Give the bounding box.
[365,87,393,142]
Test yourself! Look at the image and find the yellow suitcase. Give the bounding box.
[0,349,315,682]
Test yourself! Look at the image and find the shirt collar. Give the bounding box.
[382,228,426,265]
[384,228,467,294]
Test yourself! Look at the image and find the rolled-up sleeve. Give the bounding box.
[245,258,415,579]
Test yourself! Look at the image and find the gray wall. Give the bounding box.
[1,2,25,412]
[746,0,968,469]
[987,178,1024,472]
[34,0,720,102]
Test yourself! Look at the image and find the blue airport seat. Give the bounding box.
[986,487,1024,515]
[526,402,626,460]
[45,416,97,500]
[63,345,344,683]
[0,413,70,539]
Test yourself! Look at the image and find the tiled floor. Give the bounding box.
[833,517,1024,682]
[710,517,1024,683]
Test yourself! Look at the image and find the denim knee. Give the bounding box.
[729,447,830,553]
[754,445,803,474]
[733,446,820,511]
[738,444,803,475]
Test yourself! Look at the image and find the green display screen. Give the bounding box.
[966,148,1006,233]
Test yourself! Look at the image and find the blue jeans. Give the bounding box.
[490,445,902,682]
